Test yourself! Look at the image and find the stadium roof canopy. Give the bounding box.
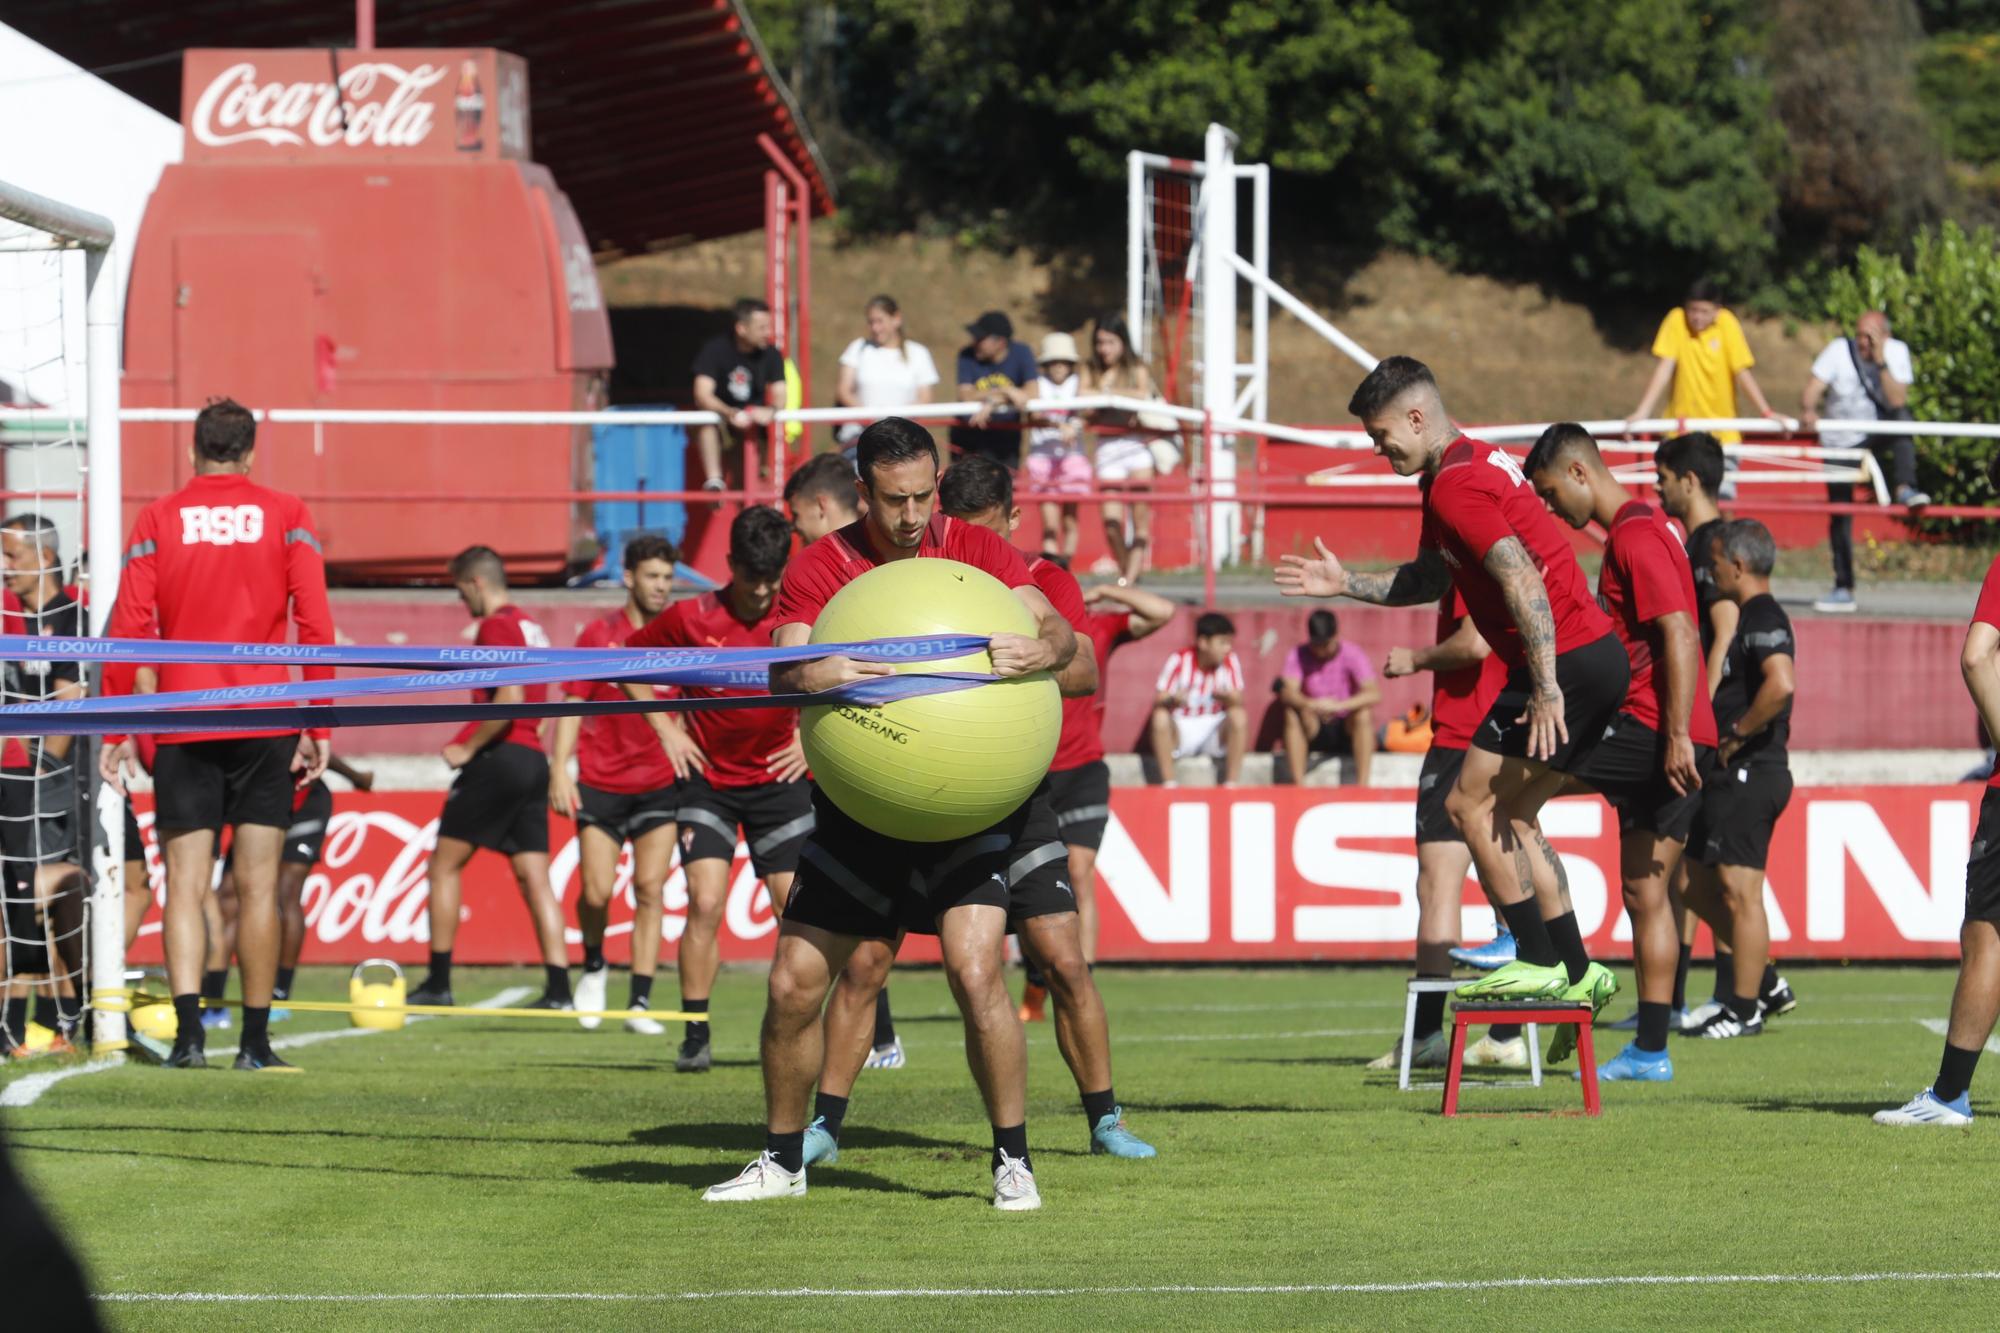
[3,0,834,254]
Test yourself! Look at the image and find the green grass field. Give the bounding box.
[6,963,2000,1330]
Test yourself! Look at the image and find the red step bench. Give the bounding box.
[1444,1002,1599,1117]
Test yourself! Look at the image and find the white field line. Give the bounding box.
[0,986,534,1108]
[1917,1018,2000,1055]
[93,1269,2000,1305]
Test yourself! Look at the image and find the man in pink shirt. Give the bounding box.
[1277,609,1382,785]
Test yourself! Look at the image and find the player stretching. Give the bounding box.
[785,453,905,1068]
[551,536,682,1036]
[626,508,811,1073]
[1527,425,1719,1078]
[702,417,1078,1210]
[1276,358,1625,1018]
[102,398,333,1071]
[1877,482,2000,1124]
[408,548,571,1011]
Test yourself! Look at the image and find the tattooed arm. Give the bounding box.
[1484,536,1566,760]
[1276,538,1451,607]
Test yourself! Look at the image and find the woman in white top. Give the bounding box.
[1026,331,1090,561]
[1087,312,1169,584]
[835,294,939,444]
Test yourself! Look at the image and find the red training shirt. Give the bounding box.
[1430,588,1507,752]
[773,512,1034,629]
[108,472,335,745]
[1072,609,1134,766]
[1599,500,1720,746]
[1026,556,1099,772]
[1972,555,2000,789]
[451,604,549,754]
[630,588,795,789]
[563,609,679,794]
[1419,437,1613,671]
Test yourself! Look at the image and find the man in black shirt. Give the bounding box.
[690,297,786,493]
[1684,519,1796,1039]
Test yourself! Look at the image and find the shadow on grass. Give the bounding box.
[525,1059,758,1073]
[13,1140,537,1183]
[1124,1099,1318,1115]
[1232,1056,1376,1069]
[628,1122,969,1153]
[10,1121,619,1152]
[575,1159,982,1201]
[1738,1098,1903,1116]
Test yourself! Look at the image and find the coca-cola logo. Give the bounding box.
[191,61,447,150]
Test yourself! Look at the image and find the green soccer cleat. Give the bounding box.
[1545,962,1619,1064]
[1453,959,1569,1001]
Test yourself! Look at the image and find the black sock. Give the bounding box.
[1724,991,1758,1023]
[1024,958,1047,990]
[584,944,605,972]
[200,968,227,1001]
[873,989,895,1047]
[33,995,57,1030]
[172,993,202,1044]
[1672,944,1692,1010]
[427,950,453,990]
[1414,977,1448,1039]
[991,1121,1031,1172]
[1713,951,1731,1002]
[1081,1087,1117,1130]
[1490,1023,1522,1041]
[766,1129,805,1175]
[274,966,296,1000]
[1636,1001,1671,1053]
[241,1005,270,1050]
[629,972,654,1007]
[1500,898,1557,968]
[1544,911,1590,986]
[685,996,710,1043]
[543,964,571,1001]
[1935,1042,1983,1104]
[55,994,81,1033]
[1759,962,1779,998]
[815,1090,849,1141]
[1,996,24,1043]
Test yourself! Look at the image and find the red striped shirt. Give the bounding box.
[1155,647,1244,717]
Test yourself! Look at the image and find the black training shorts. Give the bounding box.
[1006,781,1075,927]
[1416,744,1468,845]
[576,780,679,847]
[1474,632,1629,773]
[782,786,1023,941]
[1570,712,1714,843]
[676,772,814,877]
[0,759,80,874]
[1966,786,2000,925]
[152,735,299,834]
[1047,759,1112,853]
[1690,762,1792,871]
[437,742,550,856]
[282,779,335,866]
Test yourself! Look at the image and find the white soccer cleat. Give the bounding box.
[574,965,608,1031]
[1873,1088,1973,1127]
[702,1152,806,1202]
[863,1037,906,1070]
[992,1150,1041,1211]
[624,1008,666,1036]
[1464,1034,1530,1069]
[1678,999,1724,1033]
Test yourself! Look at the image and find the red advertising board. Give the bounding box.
[125,786,1980,966]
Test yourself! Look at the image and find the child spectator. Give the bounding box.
[1027,332,1091,561]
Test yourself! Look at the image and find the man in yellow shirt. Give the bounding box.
[1625,280,1780,445]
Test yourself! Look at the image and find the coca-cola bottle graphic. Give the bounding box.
[454,59,484,152]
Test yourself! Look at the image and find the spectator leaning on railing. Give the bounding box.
[690,297,786,494]
[952,310,1039,468]
[1027,331,1090,562]
[1625,278,1781,449]
[835,294,938,449]
[1802,310,1930,614]
[1276,608,1381,786]
[1087,312,1169,585]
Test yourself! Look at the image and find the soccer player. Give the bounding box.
[701,416,1078,1210]
[624,508,809,1073]
[1276,357,1625,1018]
[101,398,334,1071]
[407,547,571,1011]
[1876,482,2000,1124]
[1149,613,1246,786]
[1526,425,1720,1078]
[550,535,682,1037]
[1681,519,1794,1039]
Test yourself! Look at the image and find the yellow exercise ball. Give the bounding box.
[802,558,1060,842]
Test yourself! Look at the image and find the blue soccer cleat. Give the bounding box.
[200,1005,232,1031]
[1873,1088,1972,1126]
[1091,1108,1157,1159]
[1593,1042,1673,1082]
[802,1115,839,1167]
[1449,929,1517,971]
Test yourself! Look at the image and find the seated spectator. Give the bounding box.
[1149,611,1246,787]
[952,310,1039,468]
[1027,332,1090,562]
[1276,609,1380,785]
[690,297,786,494]
[1087,312,1169,584]
[835,294,938,449]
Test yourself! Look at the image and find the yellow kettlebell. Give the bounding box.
[349,959,408,1030]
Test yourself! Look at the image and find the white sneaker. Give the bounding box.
[1873,1087,1973,1126]
[863,1037,906,1069]
[624,1003,666,1036]
[702,1152,806,1202]
[1678,999,1723,1033]
[1464,1034,1529,1069]
[575,965,609,1031]
[992,1150,1041,1211]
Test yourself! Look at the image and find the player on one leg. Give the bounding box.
[408,547,571,1011]
[626,508,812,1073]
[1526,425,1719,1078]
[1276,357,1626,1020]
[701,417,1078,1210]
[549,536,682,1036]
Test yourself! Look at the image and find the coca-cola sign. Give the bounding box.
[181,50,531,163]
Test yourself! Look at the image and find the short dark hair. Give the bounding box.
[1656,431,1726,497]
[1195,611,1235,639]
[623,534,677,572]
[1347,356,1438,421]
[1,512,59,568]
[1524,423,1599,478]
[1685,277,1722,306]
[1307,609,1337,642]
[854,416,939,487]
[448,544,506,587]
[193,397,256,464]
[729,505,793,580]
[732,297,770,325]
[784,451,860,513]
[939,455,1014,517]
[1719,518,1776,575]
